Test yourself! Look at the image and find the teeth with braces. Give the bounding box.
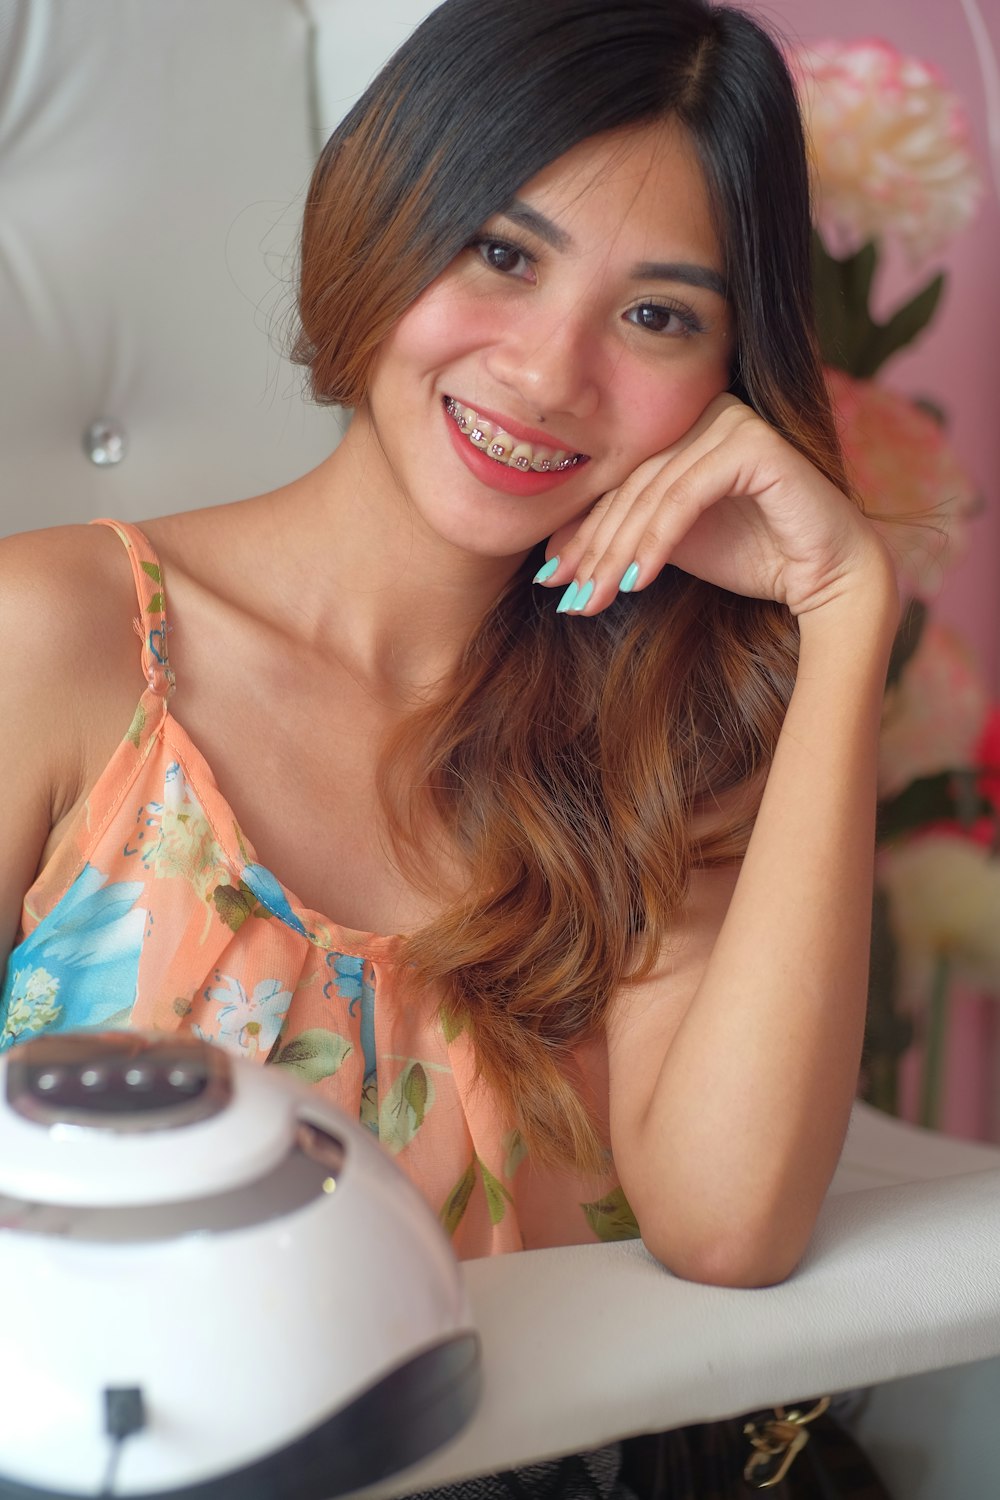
[445,398,584,472]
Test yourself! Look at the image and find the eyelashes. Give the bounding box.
[624,301,706,338]
[468,234,537,278]
[467,231,707,338]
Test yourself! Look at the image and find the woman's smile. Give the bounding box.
[442,396,590,497]
[354,118,733,557]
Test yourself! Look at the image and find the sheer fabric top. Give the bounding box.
[0,519,638,1256]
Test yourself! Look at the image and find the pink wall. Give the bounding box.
[763,0,1000,689]
[761,0,1000,1139]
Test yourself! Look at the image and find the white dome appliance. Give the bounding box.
[0,1031,480,1498]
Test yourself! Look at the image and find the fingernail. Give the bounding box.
[573,579,595,611]
[533,555,560,584]
[556,580,580,614]
[619,562,640,594]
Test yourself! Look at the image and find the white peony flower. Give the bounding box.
[881,837,1000,993]
[789,39,983,262]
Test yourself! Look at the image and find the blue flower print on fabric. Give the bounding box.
[148,625,168,664]
[325,951,379,1133]
[327,953,363,1003]
[0,865,146,1051]
[241,863,309,937]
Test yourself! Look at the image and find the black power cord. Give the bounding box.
[99,1386,147,1498]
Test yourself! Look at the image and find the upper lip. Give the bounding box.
[446,395,587,457]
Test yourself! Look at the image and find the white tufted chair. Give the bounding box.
[2,3,1000,1496]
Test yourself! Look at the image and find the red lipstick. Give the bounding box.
[442,397,590,499]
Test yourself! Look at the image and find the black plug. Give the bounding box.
[99,1387,147,1496]
[104,1386,146,1440]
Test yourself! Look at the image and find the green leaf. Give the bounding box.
[272,1028,352,1083]
[479,1157,513,1226]
[147,591,164,614]
[379,1060,436,1153]
[581,1186,641,1243]
[854,274,945,378]
[212,881,257,933]
[912,396,948,428]
[877,771,990,842]
[812,234,881,374]
[440,1160,477,1237]
[140,560,162,583]
[124,701,146,749]
[885,598,927,690]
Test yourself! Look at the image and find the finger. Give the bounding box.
[542,399,745,594]
[562,440,759,614]
[556,423,739,613]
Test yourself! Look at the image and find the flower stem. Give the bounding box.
[919,953,952,1130]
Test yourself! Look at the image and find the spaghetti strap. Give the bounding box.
[90,518,175,700]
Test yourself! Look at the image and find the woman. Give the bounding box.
[0,0,897,1287]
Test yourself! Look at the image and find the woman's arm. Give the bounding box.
[543,394,900,1285]
[607,551,897,1286]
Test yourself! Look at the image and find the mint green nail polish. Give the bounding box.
[619,562,640,594]
[574,579,595,611]
[534,555,560,584]
[556,581,580,614]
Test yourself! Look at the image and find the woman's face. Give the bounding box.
[360,120,735,562]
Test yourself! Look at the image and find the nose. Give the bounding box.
[484,304,601,424]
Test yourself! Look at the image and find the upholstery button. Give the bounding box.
[83,418,127,465]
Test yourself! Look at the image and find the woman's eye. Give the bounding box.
[473,238,533,278]
[626,302,702,337]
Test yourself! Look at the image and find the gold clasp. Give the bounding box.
[742,1396,832,1489]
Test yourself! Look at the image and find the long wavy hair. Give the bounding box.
[292,0,853,1172]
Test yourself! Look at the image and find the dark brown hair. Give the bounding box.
[292,0,852,1171]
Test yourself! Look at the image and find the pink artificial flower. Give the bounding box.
[879,618,989,798]
[788,39,982,263]
[827,367,978,598]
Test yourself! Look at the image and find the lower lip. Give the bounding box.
[443,406,588,498]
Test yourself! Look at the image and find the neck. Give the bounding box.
[268,412,531,699]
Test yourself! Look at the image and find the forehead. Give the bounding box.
[508,121,723,270]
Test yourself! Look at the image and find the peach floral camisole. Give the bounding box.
[0,520,638,1257]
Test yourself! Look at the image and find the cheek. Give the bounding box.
[383,284,495,374]
[620,359,731,454]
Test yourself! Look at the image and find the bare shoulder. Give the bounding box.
[0,523,152,828]
[0,523,140,696]
[0,522,151,956]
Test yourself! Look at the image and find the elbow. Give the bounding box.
[639,1217,808,1289]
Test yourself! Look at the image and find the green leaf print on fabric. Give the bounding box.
[479,1157,513,1227]
[125,703,146,750]
[581,1187,641,1243]
[440,1159,477,1237]
[379,1061,435,1154]
[212,880,261,934]
[272,1028,352,1083]
[439,1007,465,1045]
[502,1128,528,1180]
[140,560,162,584]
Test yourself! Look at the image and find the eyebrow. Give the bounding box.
[501,199,727,300]
[632,260,728,300]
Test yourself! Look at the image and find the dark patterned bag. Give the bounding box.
[405,1399,894,1500]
